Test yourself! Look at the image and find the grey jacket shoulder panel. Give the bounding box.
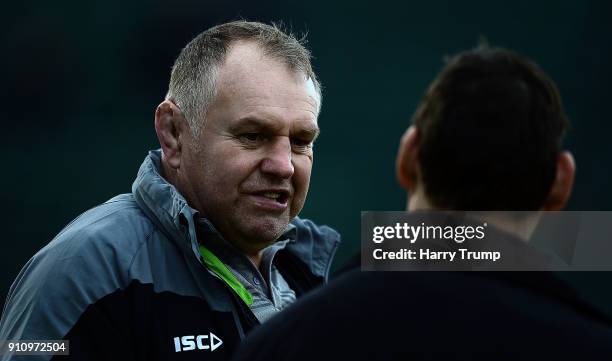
[0,195,155,345]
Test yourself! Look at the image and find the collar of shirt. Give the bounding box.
[195,218,296,298]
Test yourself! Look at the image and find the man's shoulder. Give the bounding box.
[48,193,155,257]
[233,270,612,361]
[18,193,159,288]
[14,193,161,296]
[0,193,162,341]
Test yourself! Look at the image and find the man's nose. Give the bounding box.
[260,137,294,179]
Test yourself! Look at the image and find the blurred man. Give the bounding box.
[232,46,612,360]
[0,21,339,361]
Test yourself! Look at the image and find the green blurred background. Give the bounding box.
[2,0,612,310]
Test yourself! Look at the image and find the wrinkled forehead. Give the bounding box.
[214,42,320,116]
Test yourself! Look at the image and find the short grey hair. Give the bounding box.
[166,20,322,137]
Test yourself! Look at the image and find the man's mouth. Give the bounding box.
[260,191,289,203]
[247,189,290,210]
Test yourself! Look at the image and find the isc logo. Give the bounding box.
[173,333,223,352]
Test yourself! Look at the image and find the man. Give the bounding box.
[231,46,612,360]
[0,21,340,360]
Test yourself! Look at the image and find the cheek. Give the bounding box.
[194,150,236,194]
[289,159,311,218]
[208,149,263,196]
[292,157,313,195]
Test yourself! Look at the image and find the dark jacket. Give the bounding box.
[233,248,612,360]
[0,150,340,361]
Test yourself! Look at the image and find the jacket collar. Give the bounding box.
[133,149,190,222]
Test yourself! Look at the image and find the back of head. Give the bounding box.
[413,46,569,211]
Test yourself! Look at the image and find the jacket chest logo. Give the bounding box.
[173,333,223,352]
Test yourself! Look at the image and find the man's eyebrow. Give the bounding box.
[228,117,282,132]
[294,126,320,141]
[229,116,320,139]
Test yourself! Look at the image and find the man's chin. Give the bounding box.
[241,217,289,247]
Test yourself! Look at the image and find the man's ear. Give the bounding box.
[395,126,420,192]
[155,100,187,169]
[543,151,576,211]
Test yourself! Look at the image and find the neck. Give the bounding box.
[406,187,434,211]
[160,157,177,185]
[406,188,540,242]
[246,251,263,270]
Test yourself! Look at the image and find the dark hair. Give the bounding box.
[413,46,569,210]
[167,20,321,136]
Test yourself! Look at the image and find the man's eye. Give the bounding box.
[239,133,264,143]
[291,138,313,149]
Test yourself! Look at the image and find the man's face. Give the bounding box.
[179,42,320,253]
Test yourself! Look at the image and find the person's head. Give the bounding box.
[396,46,575,213]
[154,21,321,255]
